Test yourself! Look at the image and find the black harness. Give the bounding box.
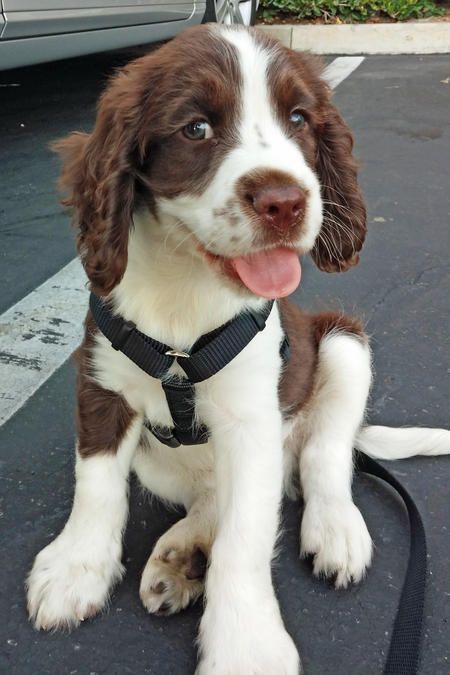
[89,292,289,448]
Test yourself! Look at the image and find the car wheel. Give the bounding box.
[203,0,257,26]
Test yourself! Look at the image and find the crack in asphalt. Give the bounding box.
[366,263,449,322]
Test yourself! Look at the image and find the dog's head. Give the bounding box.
[55,25,366,298]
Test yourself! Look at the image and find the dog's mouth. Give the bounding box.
[199,245,301,299]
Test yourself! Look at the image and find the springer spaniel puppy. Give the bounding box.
[26,25,449,674]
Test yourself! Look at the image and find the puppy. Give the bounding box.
[26,25,449,675]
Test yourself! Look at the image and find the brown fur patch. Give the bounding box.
[278,302,367,418]
[278,299,318,418]
[312,312,366,344]
[74,313,136,457]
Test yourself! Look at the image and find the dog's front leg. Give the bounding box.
[299,333,373,588]
[27,413,142,631]
[197,371,300,675]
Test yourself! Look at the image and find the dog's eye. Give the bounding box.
[182,120,214,141]
[289,110,306,129]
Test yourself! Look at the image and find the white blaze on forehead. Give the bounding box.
[220,27,278,142]
[217,27,313,186]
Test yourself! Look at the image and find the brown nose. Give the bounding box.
[251,186,306,232]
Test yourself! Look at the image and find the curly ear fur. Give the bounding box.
[312,91,367,273]
[52,69,143,296]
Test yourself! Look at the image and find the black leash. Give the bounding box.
[356,452,427,675]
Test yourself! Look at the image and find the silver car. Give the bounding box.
[0,0,256,70]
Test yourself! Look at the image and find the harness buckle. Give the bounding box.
[165,349,190,358]
[146,423,181,448]
[144,420,210,448]
[111,319,136,351]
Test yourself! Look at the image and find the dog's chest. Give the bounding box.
[90,301,287,447]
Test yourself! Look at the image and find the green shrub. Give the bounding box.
[258,0,444,22]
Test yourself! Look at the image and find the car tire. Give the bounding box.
[203,0,257,26]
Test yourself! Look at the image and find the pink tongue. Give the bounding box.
[230,247,301,299]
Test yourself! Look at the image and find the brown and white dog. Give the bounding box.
[26,25,449,674]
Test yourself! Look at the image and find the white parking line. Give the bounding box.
[0,55,366,427]
[323,56,365,89]
[0,259,87,425]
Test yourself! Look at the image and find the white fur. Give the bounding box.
[27,418,142,629]
[356,425,450,459]
[297,334,373,588]
[196,304,299,674]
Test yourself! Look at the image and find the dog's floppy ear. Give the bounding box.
[311,84,367,273]
[53,68,143,296]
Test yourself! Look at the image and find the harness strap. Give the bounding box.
[356,452,427,675]
[183,302,274,382]
[90,293,173,379]
[161,379,209,447]
[90,293,274,384]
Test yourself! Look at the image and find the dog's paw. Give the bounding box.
[197,583,301,675]
[196,639,300,675]
[27,534,123,630]
[197,617,300,675]
[140,544,207,615]
[300,496,373,588]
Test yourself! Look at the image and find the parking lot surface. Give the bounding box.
[0,47,449,675]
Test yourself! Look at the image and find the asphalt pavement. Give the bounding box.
[0,47,449,675]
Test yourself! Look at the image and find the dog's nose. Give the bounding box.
[251,186,306,231]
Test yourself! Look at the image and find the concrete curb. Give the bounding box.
[258,22,450,53]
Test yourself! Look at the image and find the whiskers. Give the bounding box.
[314,206,362,265]
[320,194,364,256]
[314,228,337,265]
[201,232,224,256]
[162,219,196,255]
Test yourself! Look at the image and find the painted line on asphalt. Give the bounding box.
[0,259,87,425]
[0,55,365,428]
[323,56,365,89]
